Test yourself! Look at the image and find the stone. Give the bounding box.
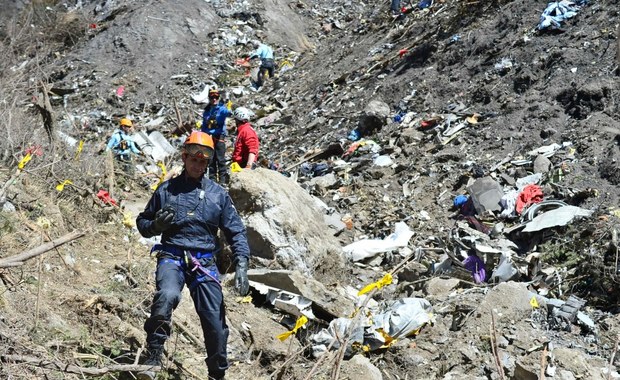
[340,354,383,380]
[533,154,552,174]
[309,172,339,192]
[228,168,345,278]
[467,177,503,214]
[247,269,354,319]
[425,278,461,297]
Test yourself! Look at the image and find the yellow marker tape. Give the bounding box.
[56,180,73,192]
[122,211,135,228]
[358,273,393,296]
[18,153,32,170]
[150,161,168,190]
[530,296,539,309]
[236,296,253,303]
[75,140,84,160]
[195,120,202,129]
[226,100,233,111]
[230,162,242,173]
[276,315,308,342]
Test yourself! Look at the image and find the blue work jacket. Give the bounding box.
[250,44,274,63]
[136,172,250,261]
[201,103,231,137]
[106,129,140,157]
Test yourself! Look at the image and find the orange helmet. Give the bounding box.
[183,131,214,159]
[208,88,220,98]
[120,118,133,127]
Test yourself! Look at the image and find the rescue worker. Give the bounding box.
[201,88,232,184]
[248,40,274,88]
[390,0,401,16]
[106,118,141,161]
[136,131,250,380]
[231,107,259,169]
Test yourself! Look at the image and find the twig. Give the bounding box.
[35,255,43,329]
[490,311,506,380]
[539,342,548,380]
[1,354,160,376]
[0,230,86,268]
[302,339,337,380]
[270,344,310,379]
[608,335,619,380]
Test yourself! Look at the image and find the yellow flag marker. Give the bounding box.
[75,140,84,160]
[18,153,32,170]
[236,296,253,303]
[56,180,73,192]
[230,162,242,173]
[276,315,308,342]
[358,273,393,296]
[151,161,168,190]
[530,296,539,309]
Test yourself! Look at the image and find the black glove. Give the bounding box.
[153,205,175,234]
[235,259,249,296]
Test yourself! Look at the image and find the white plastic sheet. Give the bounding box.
[343,222,414,262]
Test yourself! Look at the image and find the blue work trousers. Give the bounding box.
[144,257,229,378]
[209,138,229,183]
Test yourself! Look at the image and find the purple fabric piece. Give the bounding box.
[463,254,486,283]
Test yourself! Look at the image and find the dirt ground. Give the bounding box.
[1,0,619,379]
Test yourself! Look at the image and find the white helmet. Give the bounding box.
[233,107,254,122]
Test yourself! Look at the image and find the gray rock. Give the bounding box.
[467,177,503,214]
[533,154,552,174]
[341,354,383,380]
[229,168,345,278]
[425,278,460,297]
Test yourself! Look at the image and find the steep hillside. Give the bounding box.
[1,0,619,379]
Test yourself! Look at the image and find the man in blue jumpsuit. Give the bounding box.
[248,40,275,88]
[201,88,232,184]
[106,118,141,159]
[136,131,250,380]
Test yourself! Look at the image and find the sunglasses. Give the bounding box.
[209,95,220,99]
[184,144,212,159]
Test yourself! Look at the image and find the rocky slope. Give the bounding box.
[0,0,619,379]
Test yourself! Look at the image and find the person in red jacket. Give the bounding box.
[231,107,259,169]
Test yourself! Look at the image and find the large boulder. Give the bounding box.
[228,168,345,278]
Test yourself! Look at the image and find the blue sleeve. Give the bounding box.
[129,137,141,154]
[136,186,165,237]
[107,133,119,150]
[201,107,210,132]
[219,193,250,262]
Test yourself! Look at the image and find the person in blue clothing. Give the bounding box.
[106,118,141,161]
[248,40,274,88]
[201,88,232,184]
[136,131,250,380]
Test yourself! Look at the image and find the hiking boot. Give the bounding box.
[137,347,163,380]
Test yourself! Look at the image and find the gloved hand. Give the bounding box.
[234,258,249,296]
[153,205,175,234]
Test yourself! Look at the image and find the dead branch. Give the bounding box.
[1,354,159,376]
[608,335,619,380]
[490,311,506,380]
[0,230,85,268]
[173,98,183,132]
[539,342,548,380]
[33,81,55,143]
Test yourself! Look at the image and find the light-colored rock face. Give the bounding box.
[228,168,345,279]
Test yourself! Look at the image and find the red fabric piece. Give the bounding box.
[232,122,259,167]
[516,184,543,214]
[116,85,125,97]
[96,189,117,206]
[398,49,409,58]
